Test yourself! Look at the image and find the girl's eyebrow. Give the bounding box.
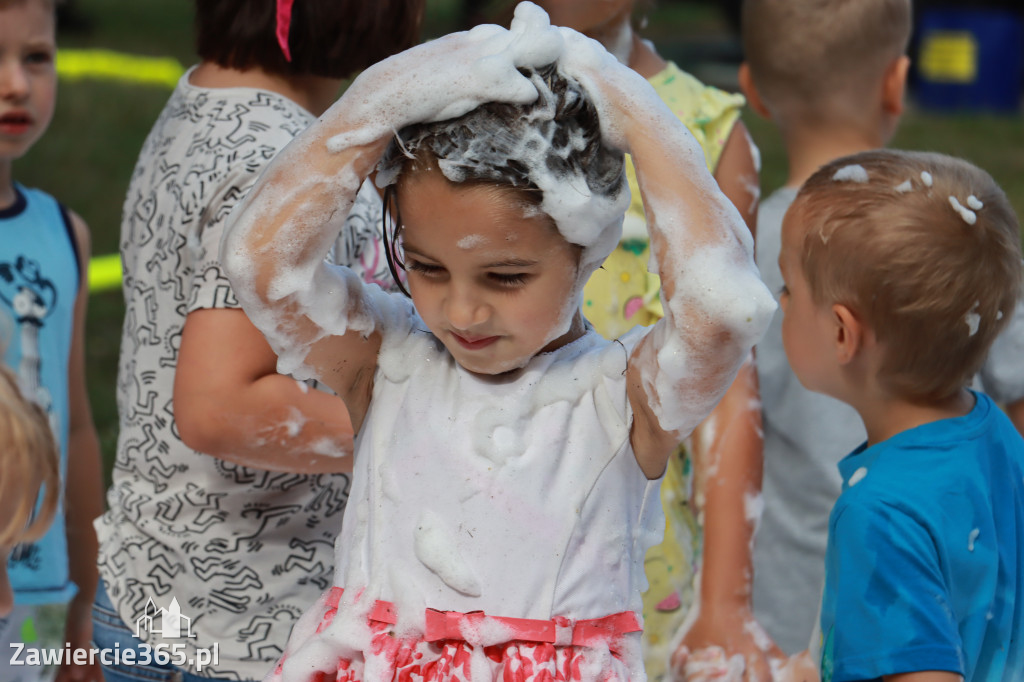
[483,258,538,268]
[400,244,431,260]
[403,243,538,270]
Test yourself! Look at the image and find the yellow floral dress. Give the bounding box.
[581,61,745,682]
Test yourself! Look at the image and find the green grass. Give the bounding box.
[16,0,1024,487]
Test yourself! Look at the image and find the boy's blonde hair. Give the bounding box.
[0,362,59,547]
[792,150,1022,402]
[741,0,911,125]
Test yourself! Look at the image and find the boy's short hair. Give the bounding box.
[195,0,422,81]
[741,0,911,125]
[0,362,59,547]
[791,150,1022,402]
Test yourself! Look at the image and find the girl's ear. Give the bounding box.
[831,303,863,365]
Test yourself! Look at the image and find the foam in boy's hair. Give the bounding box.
[741,0,911,124]
[791,149,1022,402]
[0,362,59,548]
[378,62,628,278]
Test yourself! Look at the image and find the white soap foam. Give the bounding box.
[832,164,868,183]
[949,195,977,226]
[456,234,486,249]
[413,510,483,597]
[966,300,981,336]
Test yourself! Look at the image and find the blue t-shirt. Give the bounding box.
[820,391,1024,681]
[1,184,79,605]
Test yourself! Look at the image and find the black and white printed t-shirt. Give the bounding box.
[95,67,395,680]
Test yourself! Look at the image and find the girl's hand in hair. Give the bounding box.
[554,24,662,153]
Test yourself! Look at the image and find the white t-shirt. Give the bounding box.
[335,294,664,638]
[95,68,391,679]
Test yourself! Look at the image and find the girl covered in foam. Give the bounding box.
[221,4,774,681]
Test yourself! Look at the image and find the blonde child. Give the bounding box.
[0,1,104,680]
[532,2,775,679]
[738,0,1024,657]
[0,360,59,618]
[221,4,775,680]
[778,149,1024,681]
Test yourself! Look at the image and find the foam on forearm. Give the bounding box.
[558,34,775,435]
[221,130,383,379]
[640,191,774,435]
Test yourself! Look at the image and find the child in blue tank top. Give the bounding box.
[0,0,104,680]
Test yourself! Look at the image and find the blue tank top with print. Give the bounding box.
[1,183,80,605]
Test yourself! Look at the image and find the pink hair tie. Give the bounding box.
[276,0,295,61]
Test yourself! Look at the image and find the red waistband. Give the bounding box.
[324,587,641,647]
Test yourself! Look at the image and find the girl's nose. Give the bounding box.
[444,284,490,331]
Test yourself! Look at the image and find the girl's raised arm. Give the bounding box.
[221,5,564,423]
[560,30,776,478]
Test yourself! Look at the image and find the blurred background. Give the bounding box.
[27,0,1023,486]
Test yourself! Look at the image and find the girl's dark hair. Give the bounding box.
[380,63,625,296]
[195,0,423,80]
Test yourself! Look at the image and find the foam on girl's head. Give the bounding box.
[377,62,629,277]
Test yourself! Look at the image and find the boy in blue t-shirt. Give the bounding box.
[777,149,1024,682]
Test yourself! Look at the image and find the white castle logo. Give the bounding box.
[134,597,195,639]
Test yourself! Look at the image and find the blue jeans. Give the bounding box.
[91,582,253,682]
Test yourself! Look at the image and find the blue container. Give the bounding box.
[915,8,1023,112]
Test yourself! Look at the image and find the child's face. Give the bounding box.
[0,0,57,165]
[397,169,585,375]
[533,0,635,36]
[778,205,839,396]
